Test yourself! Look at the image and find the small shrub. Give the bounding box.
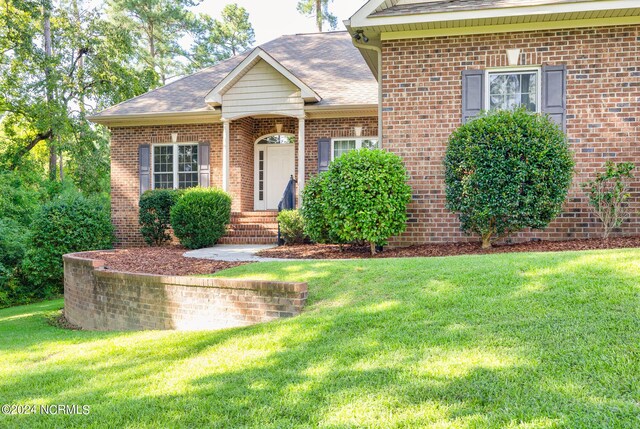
[323,149,412,255]
[582,161,635,239]
[444,108,574,248]
[170,188,231,249]
[21,194,114,297]
[301,174,334,244]
[277,210,306,244]
[139,189,181,245]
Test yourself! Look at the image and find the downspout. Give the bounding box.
[352,39,383,146]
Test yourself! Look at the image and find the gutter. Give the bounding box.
[351,36,383,146]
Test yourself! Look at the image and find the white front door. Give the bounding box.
[255,144,295,210]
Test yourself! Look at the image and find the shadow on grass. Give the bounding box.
[0,249,638,428]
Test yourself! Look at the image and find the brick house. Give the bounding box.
[91,0,640,247]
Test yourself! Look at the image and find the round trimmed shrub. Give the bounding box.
[22,194,114,297]
[301,173,335,244]
[323,148,412,255]
[170,188,231,249]
[444,108,574,248]
[277,209,306,245]
[139,189,181,246]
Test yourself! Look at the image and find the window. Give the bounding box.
[257,134,295,145]
[331,137,379,160]
[487,69,540,112]
[153,144,199,189]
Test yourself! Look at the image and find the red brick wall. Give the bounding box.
[110,124,222,247]
[110,117,377,246]
[382,25,640,244]
[304,117,378,179]
[230,118,255,211]
[64,253,307,331]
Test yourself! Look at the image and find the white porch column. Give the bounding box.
[297,117,305,206]
[222,119,230,192]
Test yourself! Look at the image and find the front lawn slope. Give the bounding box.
[0,249,638,428]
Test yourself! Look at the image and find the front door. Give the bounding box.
[255,142,295,210]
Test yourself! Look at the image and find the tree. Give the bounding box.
[444,108,574,248]
[1,0,152,192]
[582,161,635,239]
[191,4,255,69]
[297,0,336,32]
[107,0,201,85]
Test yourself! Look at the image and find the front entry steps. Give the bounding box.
[218,211,279,245]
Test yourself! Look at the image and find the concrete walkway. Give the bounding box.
[183,244,291,262]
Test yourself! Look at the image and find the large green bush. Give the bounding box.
[139,189,181,245]
[301,174,335,244]
[170,188,231,249]
[277,210,306,245]
[0,219,30,308]
[444,108,574,248]
[21,194,114,297]
[308,149,411,255]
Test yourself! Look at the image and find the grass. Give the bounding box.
[0,249,639,428]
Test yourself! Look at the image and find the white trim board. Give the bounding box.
[351,1,640,28]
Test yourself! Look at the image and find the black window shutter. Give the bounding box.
[317,137,331,173]
[139,144,151,195]
[461,69,485,124]
[542,65,567,132]
[198,142,210,187]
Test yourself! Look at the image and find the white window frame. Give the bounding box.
[485,67,542,113]
[151,143,199,190]
[330,136,380,160]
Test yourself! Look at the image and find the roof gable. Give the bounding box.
[205,47,321,106]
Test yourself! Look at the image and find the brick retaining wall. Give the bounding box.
[63,253,307,331]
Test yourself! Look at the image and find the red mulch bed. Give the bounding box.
[76,247,247,276]
[257,236,640,259]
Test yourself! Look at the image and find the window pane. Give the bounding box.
[361,139,379,150]
[257,134,295,145]
[178,145,198,173]
[153,146,173,173]
[153,173,174,189]
[178,173,198,189]
[489,72,537,112]
[333,140,356,159]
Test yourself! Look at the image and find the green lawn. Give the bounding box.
[0,249,639,428]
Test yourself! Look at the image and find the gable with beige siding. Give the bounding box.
[222,60,304,120]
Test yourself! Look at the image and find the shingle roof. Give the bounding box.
[92,32,377,118]
[370,0,595,17]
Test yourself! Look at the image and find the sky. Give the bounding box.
[193,0,366,45]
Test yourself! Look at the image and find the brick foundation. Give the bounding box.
[63,253,308,331]
[382,25,640,244]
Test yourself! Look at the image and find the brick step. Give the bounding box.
[230,217,280,224]
[218,236,277,245]
[228,224,279,231]
[231,211,278,219]
[223,230,278,238]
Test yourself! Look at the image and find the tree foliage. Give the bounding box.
[1,0,153,190]
[191,4,255,69]
[107,0,200,85]
[297,0,336,32]
[444,108,574,248]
